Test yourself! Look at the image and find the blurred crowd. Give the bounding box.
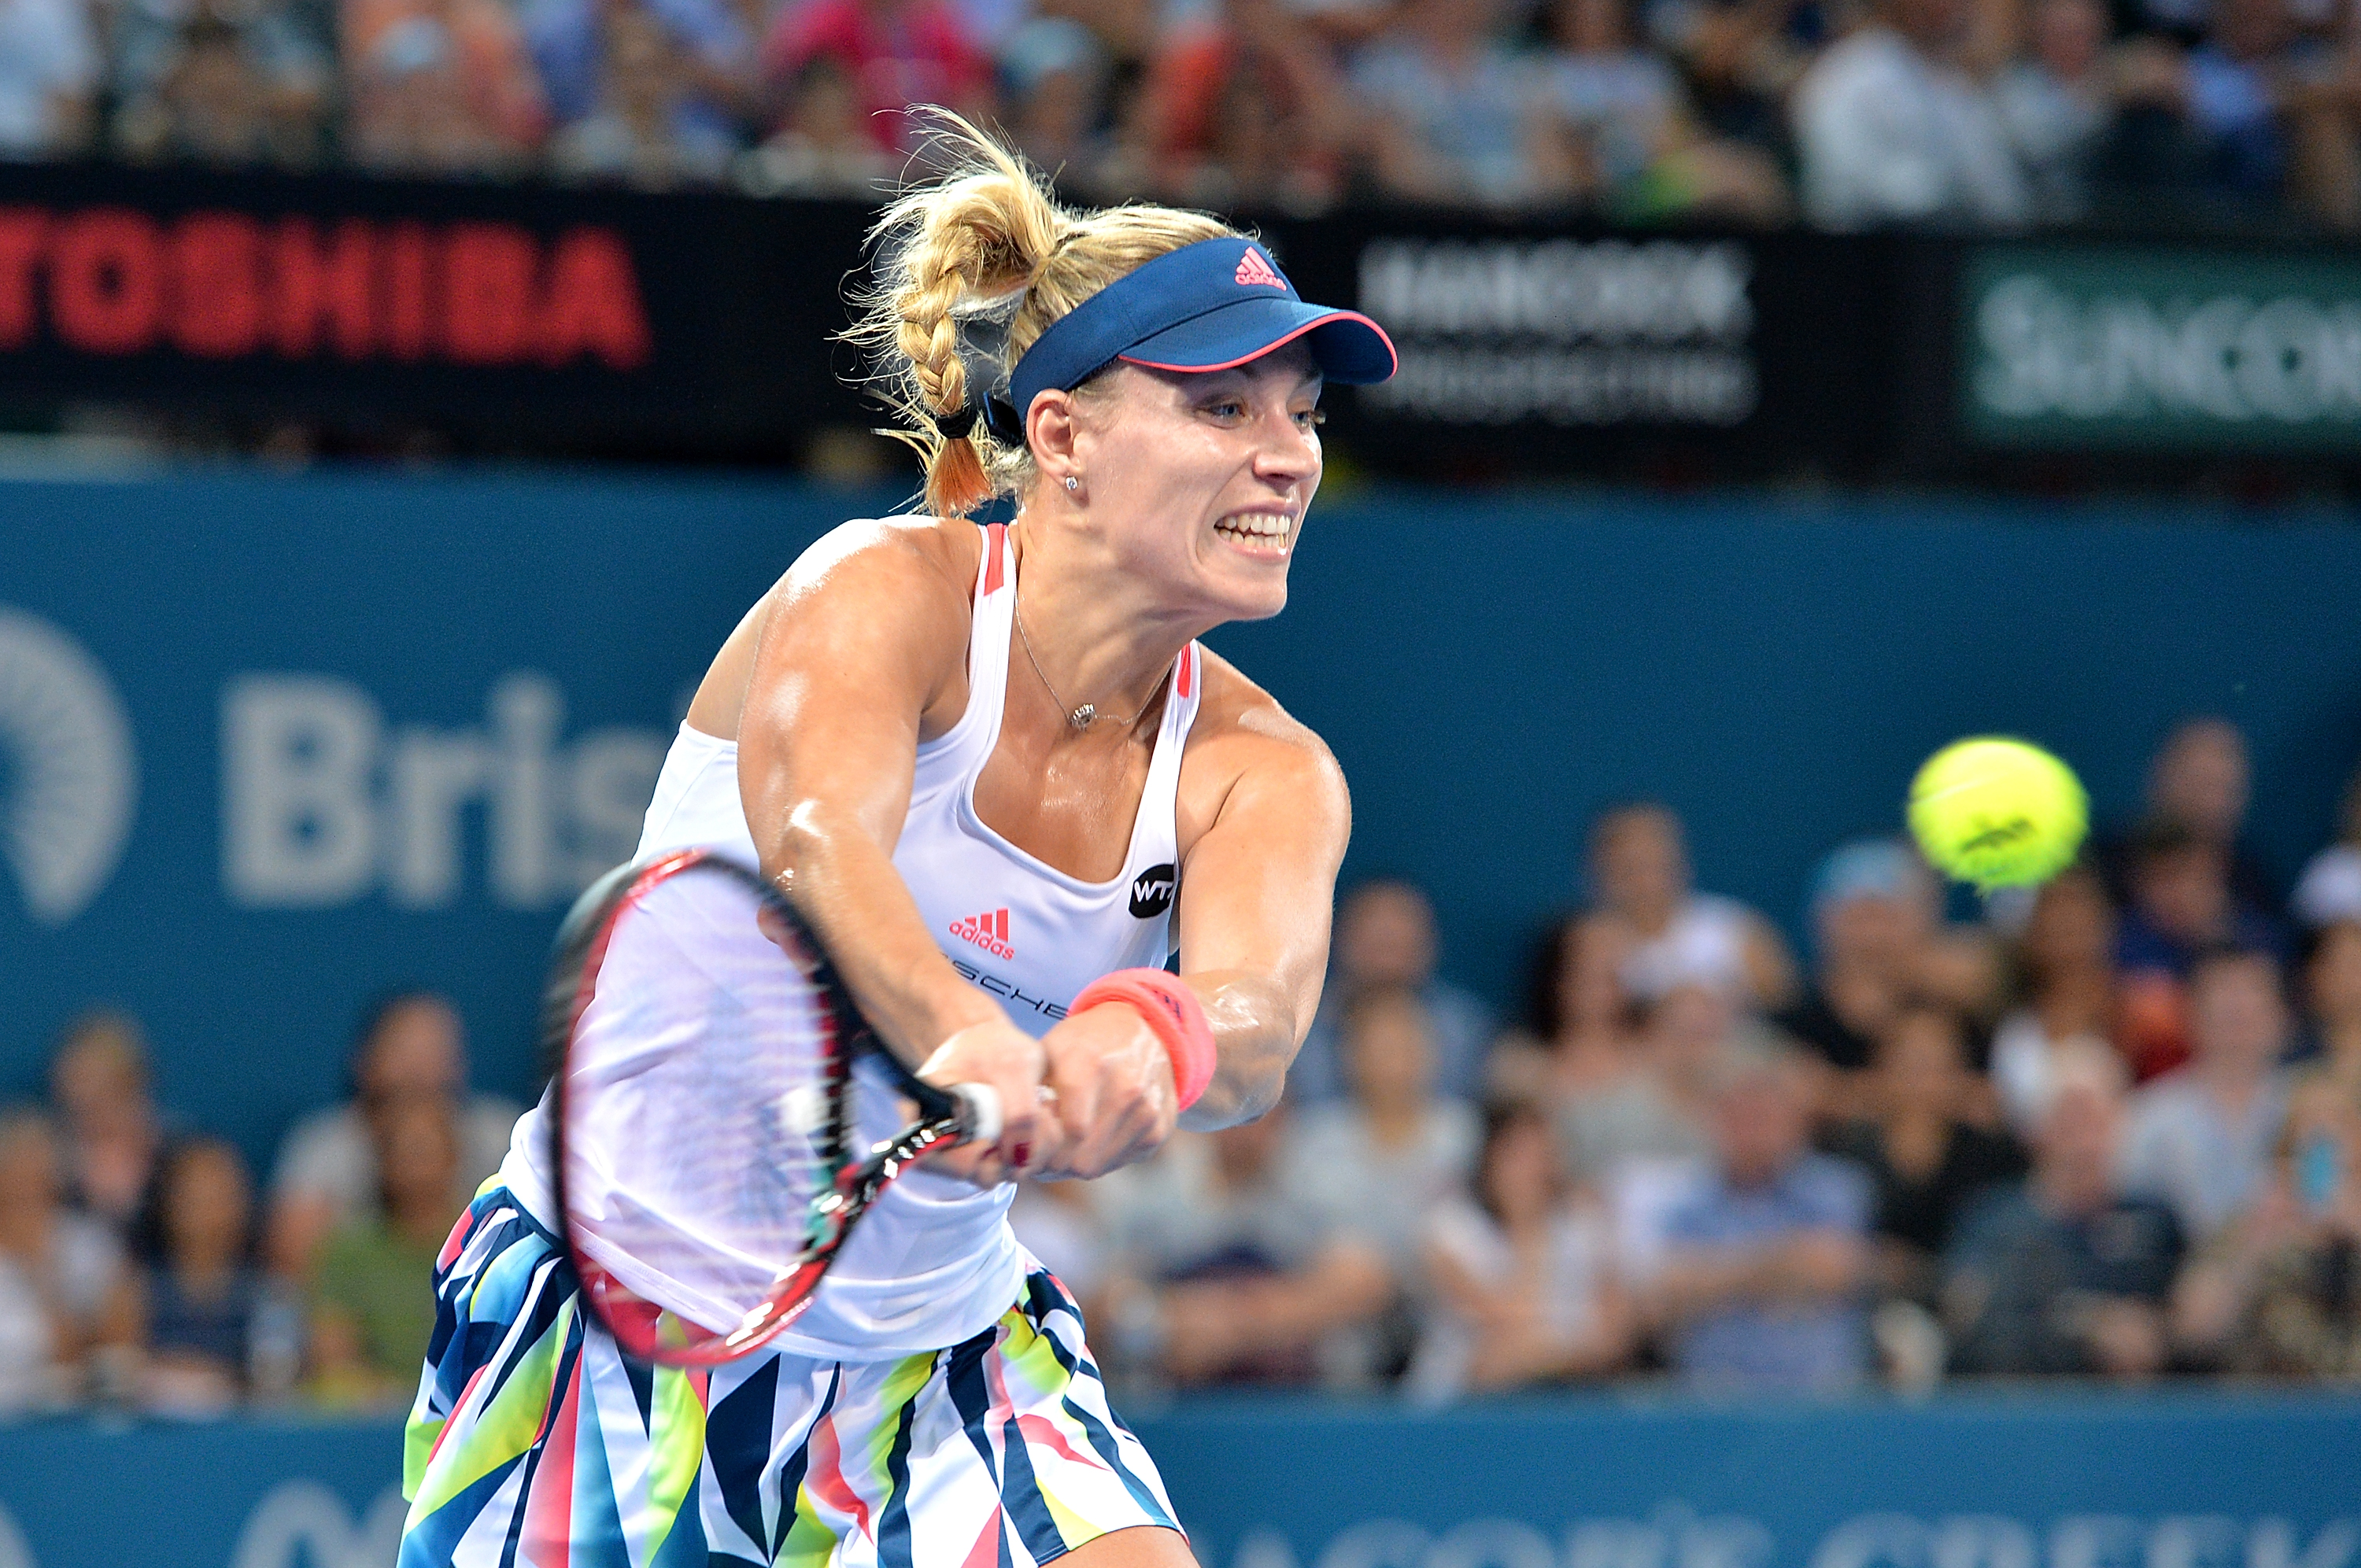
[1022,714,2361,1397]
[10,713,2361,1413]
[0,993,519,1415]
[5,0,2361,227]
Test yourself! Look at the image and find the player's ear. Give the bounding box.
[1025,389,1081,486]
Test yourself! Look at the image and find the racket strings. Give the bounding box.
[560,866,841,1343]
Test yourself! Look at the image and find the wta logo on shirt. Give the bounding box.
[950,907,1014,960]
[1129,863,1177,918]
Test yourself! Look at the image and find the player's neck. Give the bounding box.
[1007,519,1202,731]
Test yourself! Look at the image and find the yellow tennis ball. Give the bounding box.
[1907,737,2089,891]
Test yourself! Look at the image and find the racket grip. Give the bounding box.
[949,1083,1003,1146]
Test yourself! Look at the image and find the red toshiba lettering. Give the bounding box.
[270,217,375,360]
[0,209,48,349]
[169,212,266,358]
[50,209,164,355]
[443,223,537,364]
[383,222,433,361]
[538,227,651,369]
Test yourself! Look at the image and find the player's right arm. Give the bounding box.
[731,520,1055,1178]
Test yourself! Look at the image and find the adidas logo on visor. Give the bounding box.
[1234,248,1284,290]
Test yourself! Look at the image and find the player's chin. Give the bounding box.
[1197,550,1293,621]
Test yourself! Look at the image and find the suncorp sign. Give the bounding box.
[1964,245,2361,450]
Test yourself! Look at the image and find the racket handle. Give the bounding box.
[948,1083,1003,1146]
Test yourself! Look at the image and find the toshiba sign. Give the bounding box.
[0,207,651,368]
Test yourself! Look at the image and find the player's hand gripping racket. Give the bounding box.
[543,847,1003,1365]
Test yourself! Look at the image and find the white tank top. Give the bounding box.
[499,522,1205,1360]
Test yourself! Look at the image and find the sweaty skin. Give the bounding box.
[684,348,1350,1190]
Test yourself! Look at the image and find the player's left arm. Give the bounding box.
[1030,710,1348,1179]
[1169,719,1351,1129]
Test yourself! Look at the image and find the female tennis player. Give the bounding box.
[400,114,1395,1568]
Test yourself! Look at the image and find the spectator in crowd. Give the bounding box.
[2293,765,2361,932]
[1645,1039,1872,1391]
[2179,0,2301,204]
[1993,0,2116,220]
[525,0,753,150]
[2119,943,2295,1244]
[738,57,902,192]
[0,0,99,157]
[0,1109,138,1413]
[1792,0,2031,228]
[307,1099,462,1408]
[1990,862,2123,1137]
[1489,914,1640,1109]
[999,17,1117,186]
[139,1138,268,1416]
[1825,1006,2027,1307]
[268,992,522,1279]
[1639,0,1813,170]
[48,1012,169,1253]
[2174,1075,2361,1375]
[1572,978,1721,1191]
[1144,0,1354,208]
[1349,0,1572,208]
[1096,1102,1391,1388]
[344,0,549,173]
[2104,718,2278,918]
[108,0,333,165]
[2114,819,2289,1079]
[1535,0,1791,221]
[1943,1039,2183,1377]
[2297,921,2361,1092]
[1288,987,1480,1272]
[1774,839,2000,1107]
[1589,803,1796,1013]
[549,0,742,183]
[1410,1101,1634,1399]
[760,0,993,156]
[1290,879,1495,1105]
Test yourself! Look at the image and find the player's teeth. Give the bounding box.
[1217,513,1291,539]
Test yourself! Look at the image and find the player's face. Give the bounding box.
[1077,346,1325,622]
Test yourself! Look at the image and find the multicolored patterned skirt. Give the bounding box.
[401,1186,1181,1568]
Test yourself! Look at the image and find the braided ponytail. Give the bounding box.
[850,111,1239,518]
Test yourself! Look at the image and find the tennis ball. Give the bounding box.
[1907,737,2088,891]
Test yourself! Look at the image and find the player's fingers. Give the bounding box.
[1059,1058,1174,1180]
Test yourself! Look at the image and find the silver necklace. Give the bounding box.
[1012,595,1169,731]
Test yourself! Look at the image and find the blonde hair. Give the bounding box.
[848,112,1240,518]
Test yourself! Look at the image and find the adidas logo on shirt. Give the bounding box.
[949,907,1014,960]
[1234,248,1284,290]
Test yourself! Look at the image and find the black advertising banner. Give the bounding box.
[1258,214,1897,481]
[0,164,2352,479]
[0,163,874,449]
[0,168,1908,474]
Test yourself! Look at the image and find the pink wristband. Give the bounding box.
[1069,968,1217,1111]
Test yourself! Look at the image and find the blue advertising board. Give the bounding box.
[5,470,2361,1167]
[0,1394,2354,1568]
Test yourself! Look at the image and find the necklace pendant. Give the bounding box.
[1070,705,1096,729]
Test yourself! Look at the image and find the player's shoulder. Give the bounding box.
[1188,647,1347,801]
[778,514,981,608]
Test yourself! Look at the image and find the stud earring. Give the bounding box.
[1063,475,1080,493]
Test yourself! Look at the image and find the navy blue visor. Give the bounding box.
[991,238,1395,442]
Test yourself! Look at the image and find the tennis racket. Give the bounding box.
[542,847,1004,1366]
